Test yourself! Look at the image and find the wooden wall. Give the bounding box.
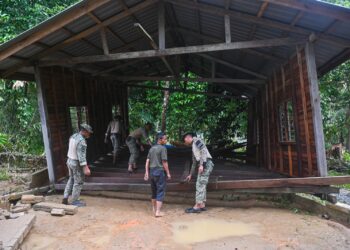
[39,67,128,181]
[248,48,319,177]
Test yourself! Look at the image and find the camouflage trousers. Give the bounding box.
[126,136,140,164]
[63,160,85,202]
[195,159,214,204]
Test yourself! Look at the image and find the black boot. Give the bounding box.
[62,198,68,205]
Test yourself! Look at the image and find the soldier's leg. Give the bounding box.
[63,165,74,199]
[201,161,214,205]
[195,163,213,205]
[71,165,85,202]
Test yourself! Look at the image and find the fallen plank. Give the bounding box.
[0,214,36,250]
[33,202,77,215]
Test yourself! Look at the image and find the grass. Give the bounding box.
[0,168,10,181]
[329,169,350,190]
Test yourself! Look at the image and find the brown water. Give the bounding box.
[172,219,260,245]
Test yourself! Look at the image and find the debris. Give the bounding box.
[51,208,66,216]
[10,203,31,213]
[33,202,78,215]
[9,212,25,219]
[21,194,44,204]
[0,214,35,250]
[321,213,330,220]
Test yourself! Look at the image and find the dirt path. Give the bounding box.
[21,195,350,250]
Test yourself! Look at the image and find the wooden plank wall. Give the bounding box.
[39,66,127,181]
[248,48,318,177]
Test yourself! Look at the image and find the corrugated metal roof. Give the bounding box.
[0,0,349,97]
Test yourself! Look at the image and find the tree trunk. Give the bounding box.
[161,81,170,132]
[346,108,350,151]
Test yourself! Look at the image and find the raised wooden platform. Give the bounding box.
[54,147,350,194]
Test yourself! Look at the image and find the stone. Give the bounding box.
[51,208,66,216]
[21,194,44,204]
[0,214,35,250]
[33,202,78,215]
[10,204,31,214]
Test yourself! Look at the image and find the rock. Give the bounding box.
[33,202,78,215]
[21,194,44,204]
[10,203,31,213]
[51,208,66,216]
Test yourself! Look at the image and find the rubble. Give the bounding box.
[51,208,66,216]
[33,202,78,215]
[21,194,44,204]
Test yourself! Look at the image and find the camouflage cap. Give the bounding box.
[80,123,93,133]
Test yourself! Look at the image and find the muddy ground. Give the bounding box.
[20,195,350,250]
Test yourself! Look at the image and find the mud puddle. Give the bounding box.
[172,219,259,244]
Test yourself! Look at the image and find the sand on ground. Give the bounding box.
[20,195,350,250]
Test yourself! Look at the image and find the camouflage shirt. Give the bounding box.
[67,133,87,167]
[190,137,212,175]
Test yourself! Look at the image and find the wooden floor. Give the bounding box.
[54,146,350,193]
[87,146,284,183]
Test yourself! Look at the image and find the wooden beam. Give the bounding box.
[305,42,327,177]
[158,1,166,50]
[224,15,231,43]
[262,0,350,22]
[34,66,55,184]
[2,0,158,78]
[100,27,109,55]
[0,0,111,62]
[126,83,244,99]
[54,176,350,191]
[112,76,265,84]
[92,59,143,76]
[198,54,267,79]
[175,27,285,63]
[134,23,174,75]
[165,0,350,48]
[39,37,305,66]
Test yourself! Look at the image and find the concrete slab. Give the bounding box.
[0,214,35,250]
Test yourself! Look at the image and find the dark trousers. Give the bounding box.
[150,168,166,202]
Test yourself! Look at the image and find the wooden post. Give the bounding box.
[224,15,231,43]
[305,42,328,177]
[34,66,55,184]
[158,1,165,50]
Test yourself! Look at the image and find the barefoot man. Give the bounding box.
[183,132,214,213]
[144,132,171,217]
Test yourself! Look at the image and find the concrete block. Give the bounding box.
[0,214,35,250]
[51,208,66,216]
[33,202,77,215]
[21,195,44,204]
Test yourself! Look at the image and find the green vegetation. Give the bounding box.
[0,168,10,181]
[128,78,248,143]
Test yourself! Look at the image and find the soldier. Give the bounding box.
[183,132,214,213]
[62,124,93,207]
[126,123,152,173]
[144,132,171,217]
[105,115,123,165]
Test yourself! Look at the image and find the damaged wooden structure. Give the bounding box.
[1,0,350,194]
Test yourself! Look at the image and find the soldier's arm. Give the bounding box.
[189,153,197,176]
[77,140,87,167]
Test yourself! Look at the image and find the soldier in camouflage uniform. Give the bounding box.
[62,124,93,207]
[126,122,152,173]
[183,132,214,213]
